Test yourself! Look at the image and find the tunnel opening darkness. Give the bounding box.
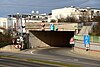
[30,31,74,47]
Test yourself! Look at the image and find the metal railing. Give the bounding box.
[74,35,100,43]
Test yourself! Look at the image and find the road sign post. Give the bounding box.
[70,37,75,51]
[84,35,90,51]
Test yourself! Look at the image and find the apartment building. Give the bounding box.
[51,6,100,22]
[52,6,77,20]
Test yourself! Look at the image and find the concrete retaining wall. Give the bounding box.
[29,32,49,48]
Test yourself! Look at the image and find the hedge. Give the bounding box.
[0,33,12,48]
[0,42,12,48]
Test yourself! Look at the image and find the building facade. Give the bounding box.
[8,13,48,34]
[51,6,100,22]
[0,18,8,32]
[52,6,77,20]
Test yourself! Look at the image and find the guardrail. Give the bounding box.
[74,35,100,43]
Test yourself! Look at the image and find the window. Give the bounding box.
[0,22,1,26]
[3,22,6,28]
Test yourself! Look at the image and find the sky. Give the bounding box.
[0,0,100,17]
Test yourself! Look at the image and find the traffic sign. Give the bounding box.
[84,35,90,45]
[70,37,75,44]
[18,45,21,49]
[50,23,54,31]
[14,45,21,49]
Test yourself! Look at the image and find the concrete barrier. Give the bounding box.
[74,47,100,59]
[74,40,100,59]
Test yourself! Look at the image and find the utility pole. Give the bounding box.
[17,13,24,50]
[20,14,23,37]
[20,14,24,50]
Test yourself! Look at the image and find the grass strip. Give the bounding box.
[28,59,81,67]
[0,55,82,67]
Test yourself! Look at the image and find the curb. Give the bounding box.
[75,46,100,52]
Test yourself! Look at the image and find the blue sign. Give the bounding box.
[50,23,55,31]
[84,35,90,45]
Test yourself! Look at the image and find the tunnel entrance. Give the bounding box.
[30,31,74,47]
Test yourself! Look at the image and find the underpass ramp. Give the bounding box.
[78,26,91,35]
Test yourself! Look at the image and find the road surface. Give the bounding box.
[0,47,100,67]
[31,47,100,67]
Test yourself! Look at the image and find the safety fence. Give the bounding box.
[74,35,100,43]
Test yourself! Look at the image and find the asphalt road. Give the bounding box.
[32,47,100,67]
[0,58,57,67]
[0,47,100,67]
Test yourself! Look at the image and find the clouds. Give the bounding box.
[0,0,100,17]
[79,0,100,8]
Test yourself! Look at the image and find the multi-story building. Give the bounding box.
[51,6,100,22]
[52,6,77,20]
[8,13,48,33]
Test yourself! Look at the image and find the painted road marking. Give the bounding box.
[31,50,36,54]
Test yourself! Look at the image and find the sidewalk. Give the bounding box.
[74,40,100,59]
